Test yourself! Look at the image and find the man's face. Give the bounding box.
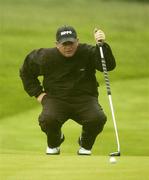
[56,40,79,57]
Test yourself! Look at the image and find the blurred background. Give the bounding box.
[0,0,149,157]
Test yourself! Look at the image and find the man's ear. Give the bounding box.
[76,38,79,44]
[56,42,59,48]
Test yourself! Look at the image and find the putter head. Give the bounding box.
[109,151,121,156]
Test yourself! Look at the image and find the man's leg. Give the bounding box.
[38,97,70,154]
[80,106,106,150]
[72,97,107,154]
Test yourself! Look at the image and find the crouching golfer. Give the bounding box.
[20,25,116,155]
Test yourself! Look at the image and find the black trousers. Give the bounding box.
[38,95,107,150]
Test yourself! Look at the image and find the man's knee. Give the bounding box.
[38,114,48,132]
[38,113,60,133]
[90,110,107,124]
[98,112,107,125]
[95,112,107,132]
[84,112,107,134]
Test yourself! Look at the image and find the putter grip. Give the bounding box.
[101,58,111,95]
[97,44,111,95]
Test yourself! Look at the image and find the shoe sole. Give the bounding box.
[77,151,91,156]
[77,153,91,156]
[46,151,60,155]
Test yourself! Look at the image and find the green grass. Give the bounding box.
[0,0,149,118]
[0,0,149,179]
[0,155,149,180]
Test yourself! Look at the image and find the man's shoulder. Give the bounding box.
[26,47,57,63]
[77,43,96,56]
[79,43,95,51]
[29,47,56,57]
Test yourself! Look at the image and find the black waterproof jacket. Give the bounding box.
[20,43,116,99]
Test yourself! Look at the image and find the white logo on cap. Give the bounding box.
[61,31,72,36]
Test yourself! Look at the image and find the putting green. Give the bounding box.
[0,154,149,180]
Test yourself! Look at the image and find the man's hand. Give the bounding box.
[36,93,47,103]
[94,28,105,44]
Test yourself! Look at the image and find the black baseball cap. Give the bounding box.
[56,25,77,43]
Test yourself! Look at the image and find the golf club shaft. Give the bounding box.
[98,44,120,153]
[108,95,120,152]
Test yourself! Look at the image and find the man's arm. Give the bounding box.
[94,29,116,71]
[19,50,44,99]
[95,43,116,71]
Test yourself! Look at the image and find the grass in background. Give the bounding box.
[0,0,148,118]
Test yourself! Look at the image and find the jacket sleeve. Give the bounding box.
[94,43,116,72]
[19,50,44,97]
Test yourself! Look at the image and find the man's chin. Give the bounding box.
[64,53,74,57]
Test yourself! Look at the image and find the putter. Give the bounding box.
[97,42,121,157]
